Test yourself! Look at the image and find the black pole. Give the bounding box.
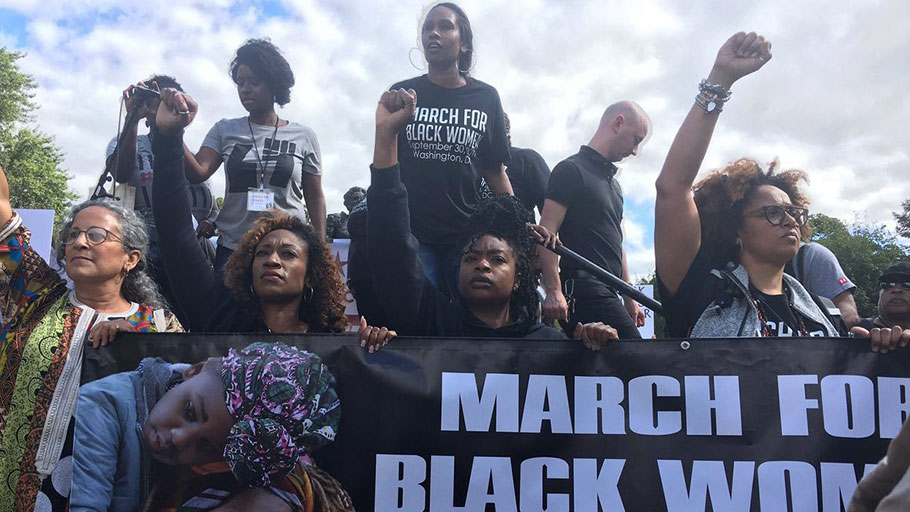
[540,243,663,314]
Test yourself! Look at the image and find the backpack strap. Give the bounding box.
[810,293,848,336]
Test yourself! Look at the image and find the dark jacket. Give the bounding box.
[367,164,563,339]
[151,131,270,333]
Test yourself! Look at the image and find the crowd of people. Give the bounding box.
[0,2,907,510]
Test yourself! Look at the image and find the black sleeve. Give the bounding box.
[367,165,443,336]
[545,160,583,206]
[151,130,219,332]
[656,246,719,338]
[522,149,551,212]
[475,88,511,171]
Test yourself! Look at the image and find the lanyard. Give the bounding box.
[247,116,280,189]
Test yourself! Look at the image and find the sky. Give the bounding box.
[0,0,907,279]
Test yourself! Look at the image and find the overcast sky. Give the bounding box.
[0,0,907,278]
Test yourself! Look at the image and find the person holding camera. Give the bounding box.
[106,75,218,311]
[178,39,327,272]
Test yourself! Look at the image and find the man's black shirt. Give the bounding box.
[546,145,624,278]
[477,146,551,216]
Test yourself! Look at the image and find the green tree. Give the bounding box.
[809,213,908,318]
[894,199,910,239]
[0,48,76,223]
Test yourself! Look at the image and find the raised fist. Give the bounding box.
[376,88,417,136]
[155,88,198,136]
[709,32,772,88]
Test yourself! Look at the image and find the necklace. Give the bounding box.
[747,283,807,337]
[247,115,280,189]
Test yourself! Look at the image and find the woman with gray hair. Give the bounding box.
[0,163,181,511]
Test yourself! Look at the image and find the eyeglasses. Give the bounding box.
[880,282,910,291]
[745,204,809,227]
[62,227,123,246]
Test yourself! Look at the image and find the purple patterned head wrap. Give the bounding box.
[221,342,340,487]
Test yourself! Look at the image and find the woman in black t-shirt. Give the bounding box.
[654,32,909,352]
[389,3,513,293]
[361,88,618,350]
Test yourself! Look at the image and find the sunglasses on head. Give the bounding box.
[745,204,809,227]
[880,282,910,291]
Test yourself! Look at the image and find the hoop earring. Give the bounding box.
[408,47,426,72]
[304,286,314,303]
[736,239,744,251]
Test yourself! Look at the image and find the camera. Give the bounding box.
[130,84,160,100]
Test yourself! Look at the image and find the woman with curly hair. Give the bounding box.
[655,32,909,351]
[150,88,347,334]
[181,38,327,272]
[359,88,617,351]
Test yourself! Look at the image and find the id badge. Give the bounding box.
[247,188,275,211]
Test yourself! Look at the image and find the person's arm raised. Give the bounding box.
[152,89,220,329]
[654,32,772,295]
[373,88,416,167]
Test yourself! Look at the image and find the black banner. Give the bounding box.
[89,335,910,512]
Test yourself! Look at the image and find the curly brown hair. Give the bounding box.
[693,158,812,267]
[224,211,348,333]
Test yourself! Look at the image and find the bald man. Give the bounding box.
[540,101,649,339]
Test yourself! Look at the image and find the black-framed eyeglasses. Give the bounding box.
[745,204,809,226]
[62,227,123,246]
[880,282,910,291]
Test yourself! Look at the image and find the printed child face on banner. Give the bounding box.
[251,229,310,300]
[143,359,234,466]
[235,64,274,115]
[458,234,517,305]
[738,185,801,265]
[421,6,465,68]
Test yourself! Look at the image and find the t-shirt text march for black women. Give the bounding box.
[375,368,904,512]
[406,106,487,164]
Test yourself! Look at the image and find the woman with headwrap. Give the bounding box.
[70,342,351,511]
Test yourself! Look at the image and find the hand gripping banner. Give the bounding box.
[79,335,910,512]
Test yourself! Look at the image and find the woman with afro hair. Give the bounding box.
[654,32,909,351]
[148,85,348,335]
[180,38,327,272]
[358,87,619,351]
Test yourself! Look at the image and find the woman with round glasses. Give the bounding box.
[654,32,908,350]
[0,165,181,510]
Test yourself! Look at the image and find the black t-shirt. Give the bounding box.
[392,75,510,245]
[477,146,551,215]
[546,146,623,277]
[751,287,827,337]
[657,247,828,338]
